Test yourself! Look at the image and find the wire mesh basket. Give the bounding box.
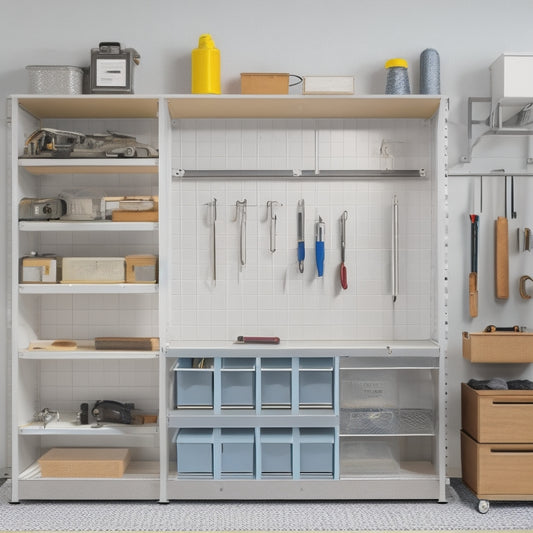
[26,65,84,94]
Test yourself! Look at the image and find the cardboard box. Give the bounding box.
[125,254,157,283]
[103,195,158,220]
[20,256,60,283]
[461,431,533,497]
[241,73,289,94]
[61,257,125,283]
[38,448,131,478]
[462,382,533,443]
[462,331,533,362]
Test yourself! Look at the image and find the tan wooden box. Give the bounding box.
[125,254,157,283]
[461,431,533,498]
[38,448,130,478]
[61,257,125,283]
[462,382,533,443]
[241,73,289,94]
[20,256,60,283]
[462,331,533,363]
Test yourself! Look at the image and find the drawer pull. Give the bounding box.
[492,401,533,405]
[490,448,533,454]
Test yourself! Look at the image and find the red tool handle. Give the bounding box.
[237,336,280,344]
[340,262,348,290]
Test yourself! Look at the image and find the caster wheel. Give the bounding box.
[477,499,490,514]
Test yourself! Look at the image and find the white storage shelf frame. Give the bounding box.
[9,94,447,503]
[9,96,166,502]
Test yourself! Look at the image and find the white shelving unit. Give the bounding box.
[9,94,448,503]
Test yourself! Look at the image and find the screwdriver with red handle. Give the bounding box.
[340,211,348,290]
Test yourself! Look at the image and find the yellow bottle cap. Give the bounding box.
[385,58,408,69]
[198,34,216,49]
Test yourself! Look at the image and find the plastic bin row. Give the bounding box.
[173,357,335,410]
[173,427,336,479]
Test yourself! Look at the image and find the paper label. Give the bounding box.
[96,59,127,87]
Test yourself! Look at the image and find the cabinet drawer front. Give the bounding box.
[462,431,533,495]
[462,383,533,443]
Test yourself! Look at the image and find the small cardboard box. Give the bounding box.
[61,257,125,283]
[38,448,130,478]
[20,256,60,283]
[241,73,289,94]
[125,254,157,283]
[462,331,533,362]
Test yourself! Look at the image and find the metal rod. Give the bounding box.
[392,195,399,303]
[211,198,217,282]
[235,199,247,268]
[267,201,280,253]
[175,169,425,179]
[449,172,533,177]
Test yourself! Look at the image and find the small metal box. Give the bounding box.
[19,197,67,220]
[125,255,157,283]
[21,255,60,283]
[90,42,140,94]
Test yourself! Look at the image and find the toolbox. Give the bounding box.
[462,330,533,363]
[61,257,125,283]
[90,42,140,94]
[38,447,131,478]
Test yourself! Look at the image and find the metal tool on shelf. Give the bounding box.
[235,199,247,268]
[297,199,305,273]
[315,216,325,277]
[392,195,399,303]
[33,407,60,428]
[267,201,281,253]
[469,213,479,317]
[340,211,348,290]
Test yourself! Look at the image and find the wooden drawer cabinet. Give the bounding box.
[461,382,533,443]
[461,431,533,496]
[461,382,533,509]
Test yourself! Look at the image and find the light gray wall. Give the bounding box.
[2,0,533,478]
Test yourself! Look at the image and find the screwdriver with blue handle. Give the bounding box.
[315,216,325,277]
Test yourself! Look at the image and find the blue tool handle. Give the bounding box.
[298,241,305,263]
[315,241,325,277]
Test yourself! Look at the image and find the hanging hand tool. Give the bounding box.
[392,195,399,303]
[340,211,348,290]
[235,199,247,269]
[469,214,479,317]
[511,176,517,219]
[267,201,280,253]
[315,216,325,277]
[210,198,217,282]
[520,275,533,299]
[297,199,305,272]
[495,178,509,299]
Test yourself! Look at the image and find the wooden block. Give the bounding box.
[125,254,157,283]
[241,73,289,94]
[38,448,130,478]
[495,216,509,298]
[94,337,160,351]
[112,210,158,222]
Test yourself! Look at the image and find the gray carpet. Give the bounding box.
[0,479,531,531]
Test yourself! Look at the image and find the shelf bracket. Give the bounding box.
[461,97,491,163]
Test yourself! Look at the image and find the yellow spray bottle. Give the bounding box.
[191,34,220,94]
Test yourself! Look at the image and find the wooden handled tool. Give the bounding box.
[495,177,509,299]
[469,214,479,317]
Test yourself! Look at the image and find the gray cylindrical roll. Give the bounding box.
[420,48,440,94]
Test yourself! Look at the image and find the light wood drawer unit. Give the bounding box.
[461,431,533,497]
[462,331,533,363]
[461,383,533,443]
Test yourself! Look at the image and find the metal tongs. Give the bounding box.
[340,211,348,289]
[235,199,247,268]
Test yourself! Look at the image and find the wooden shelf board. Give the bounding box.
[19,158,158,175]
[17,96,159,119]
[167,95,441,120]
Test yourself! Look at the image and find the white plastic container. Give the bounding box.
[26,65,84,95]
[490,54,533,101]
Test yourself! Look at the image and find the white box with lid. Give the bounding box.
[490,54,533,101]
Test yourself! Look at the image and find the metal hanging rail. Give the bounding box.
[173,168,425,179]
[449,172,533,177]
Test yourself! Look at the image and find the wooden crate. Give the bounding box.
[462,331,533,362]
[38,448,131,478]
[462,383,533,443]
[241,73,289,94]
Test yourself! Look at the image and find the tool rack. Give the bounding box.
[8,94,448,502]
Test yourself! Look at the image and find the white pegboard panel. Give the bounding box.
[169,118,434,342]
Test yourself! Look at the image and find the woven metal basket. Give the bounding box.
[26,65,84,94]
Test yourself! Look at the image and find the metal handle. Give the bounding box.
[235,200,247,267]
[392,195,399,303]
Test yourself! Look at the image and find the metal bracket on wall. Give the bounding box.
[462,96,533,163]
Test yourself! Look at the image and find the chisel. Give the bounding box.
[495,178,509,299]
[469,214,479,317]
